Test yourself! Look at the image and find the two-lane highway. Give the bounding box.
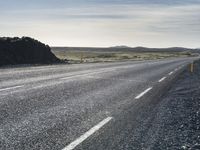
[0,58,196,150]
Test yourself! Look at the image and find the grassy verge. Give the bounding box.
[52,50,193,63]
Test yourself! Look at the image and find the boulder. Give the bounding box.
[0,37,61,66]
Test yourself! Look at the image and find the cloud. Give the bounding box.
[0,1,200,47]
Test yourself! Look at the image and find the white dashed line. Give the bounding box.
[62,117,113,150]
[135,87,153,99]
[168,71,174,75]
[158,77,167,82]
[0,85,24,92]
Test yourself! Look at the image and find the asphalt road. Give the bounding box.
[0,58,197,150]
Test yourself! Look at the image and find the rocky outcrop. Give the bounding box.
[0,37,61,66]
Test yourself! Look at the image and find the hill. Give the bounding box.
[0,37,61,66]
[51,46,198,63]
[51,46,197,53]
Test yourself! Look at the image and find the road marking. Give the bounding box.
[0,85,24,92]
[135,87,152,99]
[61,72,100,80]
[158,77,167,82]
[168,71,173,75]
[62,117,113,150]
[61,74,88,80]
[60,69,116,80]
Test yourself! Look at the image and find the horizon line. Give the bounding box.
[50,45,198,49]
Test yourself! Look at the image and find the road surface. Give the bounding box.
[0,58,196,150]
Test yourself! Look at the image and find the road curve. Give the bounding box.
[0,58,196,150]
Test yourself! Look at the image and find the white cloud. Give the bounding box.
[0,3,200,47]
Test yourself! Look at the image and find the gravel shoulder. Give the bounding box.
[142,60,200,149]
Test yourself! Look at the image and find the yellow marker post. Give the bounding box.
[190,62,194,73]
[80,53,83,63]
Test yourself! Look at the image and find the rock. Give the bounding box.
[0,37,62,66]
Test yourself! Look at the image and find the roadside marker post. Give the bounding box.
[81,53,84,63]
[190,62,194,73]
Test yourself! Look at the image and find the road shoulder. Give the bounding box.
[141,60,200,149]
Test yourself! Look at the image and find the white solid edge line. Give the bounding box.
[60,69,115,80]
[0,85,24,92]
[168,72,173,75]
[158,77,167,82]
[135,87,153,99]
[62,117,113,150]
[60,74,83,80]
[60,73,97,80]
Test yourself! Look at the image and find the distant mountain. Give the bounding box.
[52,46,196,53]
[0,37,61,66]
[128,46,193,52]
[110,45,131,48]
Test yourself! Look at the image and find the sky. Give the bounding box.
[0,0,200,48]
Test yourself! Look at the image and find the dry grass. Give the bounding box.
[52,50,192,63]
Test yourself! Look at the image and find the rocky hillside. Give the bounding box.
[0,37,61,66]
